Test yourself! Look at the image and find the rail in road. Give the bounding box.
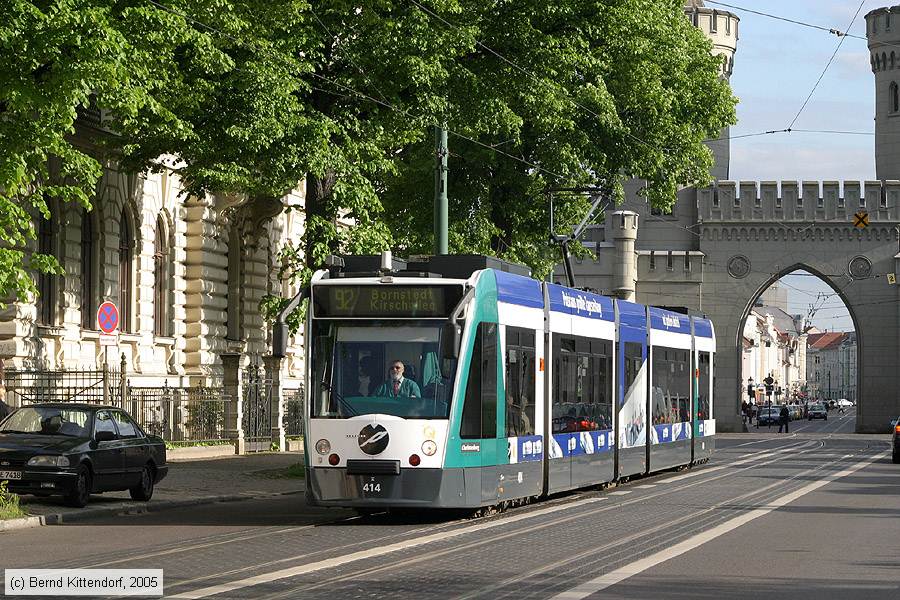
[1,427,895,599]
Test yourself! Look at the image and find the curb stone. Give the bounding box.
[0,489,303,534]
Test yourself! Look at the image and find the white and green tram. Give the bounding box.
[304,254,715,510]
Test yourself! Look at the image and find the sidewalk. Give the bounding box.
[1,452,306,532]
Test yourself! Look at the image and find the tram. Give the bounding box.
[303,254,715,509]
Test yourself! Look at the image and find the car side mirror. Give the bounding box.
[95,430,116,443]
[440,322,462,379]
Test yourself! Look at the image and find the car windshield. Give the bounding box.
[0,406,91,437]
[311,321,456,419]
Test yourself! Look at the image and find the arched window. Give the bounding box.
[118,207,133,333]
[80,208,95,329]
[153,216,169,336]
[891,82,899,114]
[36,202,57,325]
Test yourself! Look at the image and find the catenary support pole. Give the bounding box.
[434,124,449,255]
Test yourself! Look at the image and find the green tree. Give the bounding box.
[381,0,737,277]
[0,0,236,301]
[2,0,734,308]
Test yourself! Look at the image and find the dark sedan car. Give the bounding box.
[892,417,899,464]
[808,404,828,421]
[757,407,780,426]
[0,403,168,507]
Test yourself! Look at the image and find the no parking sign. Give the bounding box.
[97,301,119,334]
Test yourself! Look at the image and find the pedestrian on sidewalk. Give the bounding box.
[778,404,790,433]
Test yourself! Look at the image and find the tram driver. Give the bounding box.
[374,360,422,398]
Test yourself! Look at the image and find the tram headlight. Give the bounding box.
[421,440,437,456]
[315,439,331,455]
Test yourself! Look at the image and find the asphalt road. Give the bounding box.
[1,419,896,600]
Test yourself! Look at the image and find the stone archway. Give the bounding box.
[696,184,900,434]
[734,264,861,417]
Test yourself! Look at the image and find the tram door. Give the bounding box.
[616,300,649,478]
[459,322,504,504]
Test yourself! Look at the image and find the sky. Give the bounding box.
[713,0,884,332]
[723,0,879,182]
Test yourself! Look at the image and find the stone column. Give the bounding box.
[612,211,639,301]
[220,352,244,454]
[264,355,286,452]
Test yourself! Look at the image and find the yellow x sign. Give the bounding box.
[853,211,869,228]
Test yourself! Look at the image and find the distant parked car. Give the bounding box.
[0,403,168,507]
[808,404,827,421]
[892,417,899,464]
[836,399,854,408]
[757,408,780,426]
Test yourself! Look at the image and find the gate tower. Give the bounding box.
[868,6,900,180]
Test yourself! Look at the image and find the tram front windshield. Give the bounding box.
[311,321,455,419]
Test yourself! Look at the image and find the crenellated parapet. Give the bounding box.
[697,181,900,223]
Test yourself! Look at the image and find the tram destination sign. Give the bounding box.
[313,285,464,318]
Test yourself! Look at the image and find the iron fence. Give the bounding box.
[4,367,124,407]
[127,385,232,443]
[283,387,305,437]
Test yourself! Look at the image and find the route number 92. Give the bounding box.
[363,482,381,493]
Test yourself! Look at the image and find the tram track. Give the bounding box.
[482,448,875,600]
[279,446,835,600]
[53,440,812,576]
[166,440,825,599]
[251,443,878,600]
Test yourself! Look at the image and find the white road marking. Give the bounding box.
[167,497,604,599]
[550,451,884,600]
[634,484,657,489]
[608,490,632,495]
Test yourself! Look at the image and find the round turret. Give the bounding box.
[684,2,739,80]
[867,6,900,180]
[685,1,740,180]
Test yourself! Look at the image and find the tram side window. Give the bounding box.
[698,352,711,420]
[553,335,612,432]
[592,341,613,430]
[624,342,643,397]
[652,347,691,425]
[461,322,498,439]
[505,327,536,437]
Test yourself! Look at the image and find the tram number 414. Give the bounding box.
[363,482,382,493]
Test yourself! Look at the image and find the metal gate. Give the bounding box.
[242,361,273,452]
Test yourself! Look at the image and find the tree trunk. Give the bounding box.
[305,170,339,271]
[489,178,513,256]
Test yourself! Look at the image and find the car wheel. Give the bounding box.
[64,466,91,508]
[129,465,155,501]
[893,452,900,464]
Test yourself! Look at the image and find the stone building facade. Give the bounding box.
[807,332,858,403]
[0,144,306,389]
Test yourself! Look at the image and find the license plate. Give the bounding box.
[0,470,22,480]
